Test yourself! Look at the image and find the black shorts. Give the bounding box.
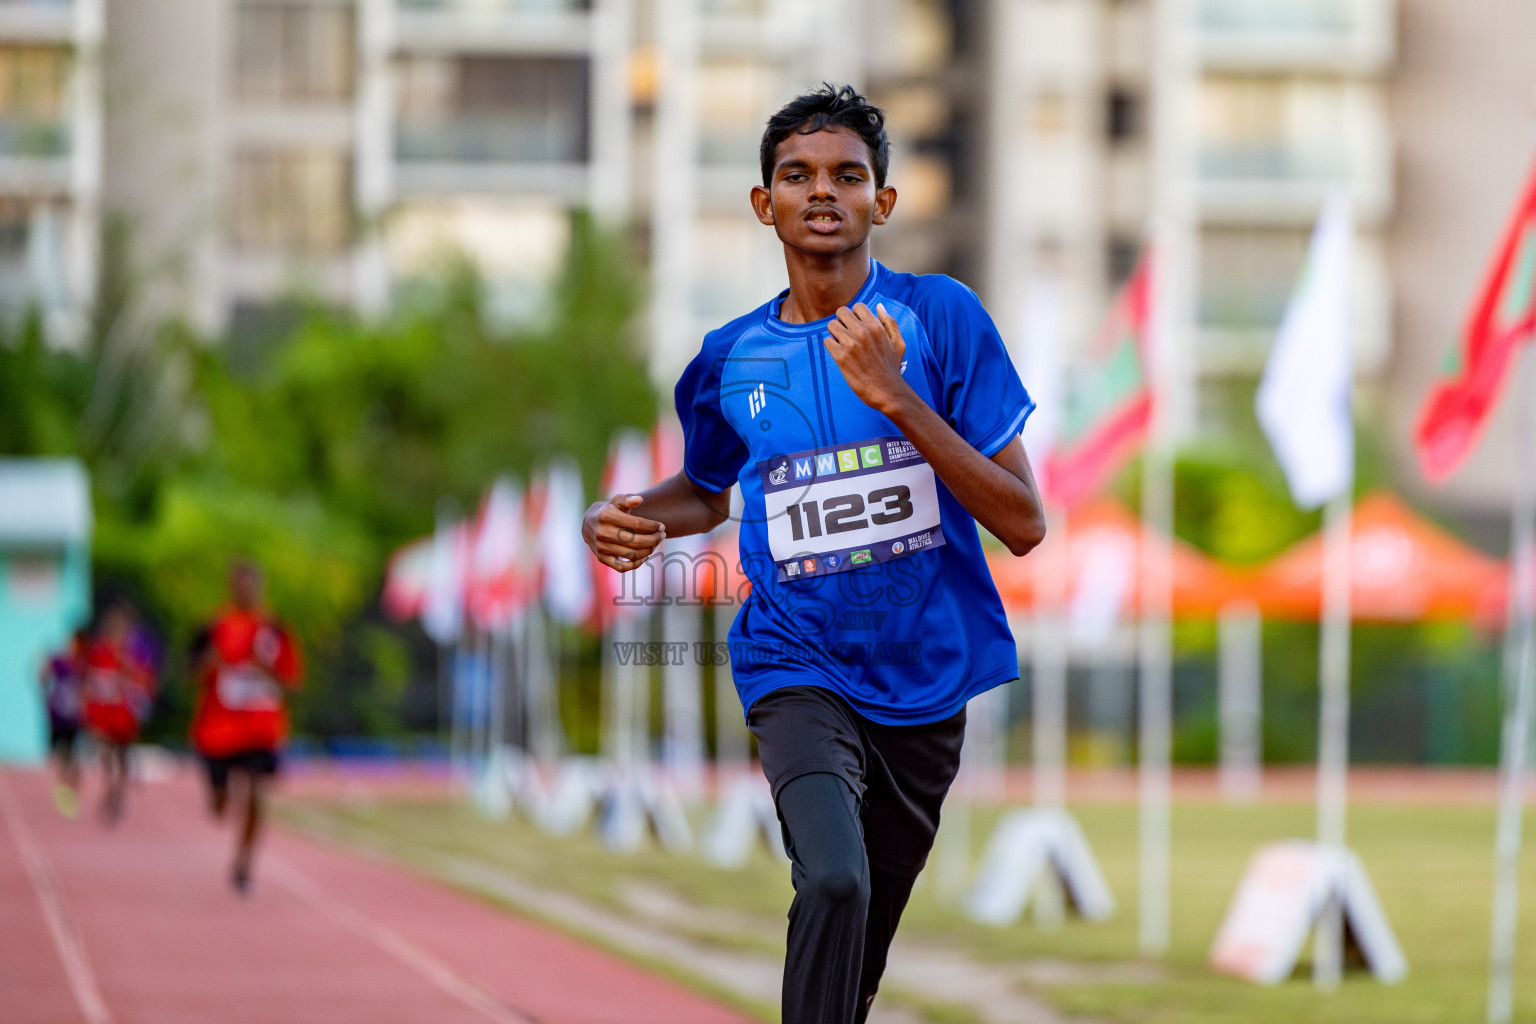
[203,749,281,791]
[48,720,79,755]
[747,684,966,876]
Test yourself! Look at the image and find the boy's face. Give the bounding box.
[751,126,896,257]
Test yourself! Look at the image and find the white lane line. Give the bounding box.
[0,775,115,1024]
[268,857,540,1024]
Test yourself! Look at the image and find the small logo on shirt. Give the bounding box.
[891,541,905,555]
[823,554,841,570]
[748,383,766,419]
[768,460,788,486]
[785,560,801,577]
[850,548,872,565]
[899,359,908,374]
[802,558,818,574]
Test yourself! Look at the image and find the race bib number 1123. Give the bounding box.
[757,435,946,582]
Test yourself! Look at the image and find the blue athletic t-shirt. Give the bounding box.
[675,260,1034,726]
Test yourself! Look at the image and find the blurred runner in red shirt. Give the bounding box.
[191,561,303,894]
[83,604,156,824]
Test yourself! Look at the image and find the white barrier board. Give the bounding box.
[965,807,1115,925]
[1210,840,1407,985]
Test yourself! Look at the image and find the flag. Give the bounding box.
[1416,159,1536,483]
[1045,252,1154,508]
[541,456,595,626]
[1013,275,1066,474]
[382,536,433,622]
[650,414,685,484]
[466,476,526,631]
[591,429,657,630]
[1256,193,1355,510]
[422,510,469,645]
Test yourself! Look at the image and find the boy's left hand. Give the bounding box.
[825,302,911,414]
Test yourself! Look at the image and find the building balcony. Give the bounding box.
[1198,133,1391,226]
[1196,248,1391,375]
[0,116,67,157]
[0,0,74,44]
[393,0,592,55]
[396,116,586,163]
[1197,0,1394,75]
[0,155,70,194]
[393,157,591,201]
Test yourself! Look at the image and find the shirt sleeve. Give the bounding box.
[674,337,748,493]
[916,277,1035,457]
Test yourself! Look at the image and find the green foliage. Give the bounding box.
[1,212,655,739]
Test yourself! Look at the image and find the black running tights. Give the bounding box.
[776,771,920,1024]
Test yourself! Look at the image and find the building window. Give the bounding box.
[396,56,589,163]
[1199,226,1310,330]
[697,58,778,166]
[1199,75,1349,179]
[1032,88,1067,137]
[232,1,355,104]
[0,46,70,156]
[1105,87,1140,145]
[229,149,352,252]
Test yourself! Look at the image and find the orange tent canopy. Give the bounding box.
[1247,492,1506,623]
[988,499,1246,619]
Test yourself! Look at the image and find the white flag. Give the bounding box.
[422,509,467,645]
[1256,193,1355,510]
[1013,275,1066,471]
[541,456,595,625]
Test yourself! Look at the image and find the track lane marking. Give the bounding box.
[268,856,541,1024]
[0,775,115,1024]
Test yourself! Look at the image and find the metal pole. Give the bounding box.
[1141,0,1197,956]
[1218,601,1264,802]
[1137,435,1176,957]
[1312,492,1355,989]
[1032,509,1069,811]
[1488,346,1536,1024]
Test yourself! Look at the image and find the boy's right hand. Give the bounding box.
[583,494,666,573]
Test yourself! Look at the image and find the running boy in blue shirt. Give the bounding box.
[583,83,1045,1024]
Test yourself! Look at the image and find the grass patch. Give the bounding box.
[278,793,1536,1024]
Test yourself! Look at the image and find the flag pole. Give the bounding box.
[1312,490,1355,989]
[1032,509,1069,810]
[1142,0,1196,956]
[1029,508,1069,926]
[1137,411,1176,958]
[1487,342,1536,1024]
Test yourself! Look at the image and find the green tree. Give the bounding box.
[1,213,655,741]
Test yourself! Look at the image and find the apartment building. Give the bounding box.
[47,0,1536,515]
[980,0,1396,440]
[0,0,101,342]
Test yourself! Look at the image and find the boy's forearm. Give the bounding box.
[881,392,1046,557]
[629,473,731,537]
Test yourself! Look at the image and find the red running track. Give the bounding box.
[0,767,758,1024]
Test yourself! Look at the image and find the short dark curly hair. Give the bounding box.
[759,83,890,189]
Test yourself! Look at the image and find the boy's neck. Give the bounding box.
[776,247,873,325]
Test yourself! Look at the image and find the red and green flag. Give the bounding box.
[1045,251,1155,508]
[1416,158,1536,483]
